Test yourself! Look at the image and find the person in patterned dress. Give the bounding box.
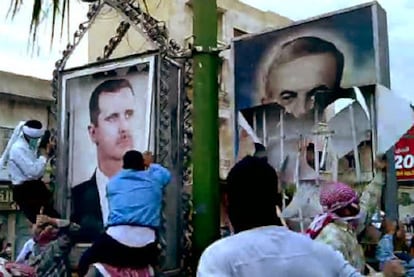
[306,158,386,272]
[2,209,80,277]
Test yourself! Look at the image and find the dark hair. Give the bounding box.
[89,79,134,126]
[25,120,42,129]
[38,130,51,149]
[394,221,409,252]
[225,155,282,233]
[306,143,315,152]
[253,143,267,158]
[123,150,144,171]
[265,36,344,99]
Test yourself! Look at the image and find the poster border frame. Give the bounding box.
[61,52,156,190]
[230,1,389,160]
[232,1,379,43]
[56,50,186,271]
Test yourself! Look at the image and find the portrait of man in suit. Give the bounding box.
[71,78,139,242]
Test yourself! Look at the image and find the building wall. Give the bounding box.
[0,70,53,134]
[0,99,49,130]
[87,0,291,60]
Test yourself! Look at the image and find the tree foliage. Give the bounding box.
[7,0,151,48]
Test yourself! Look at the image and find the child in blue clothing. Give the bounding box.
[78,150,171,276]
[376,218,414,277]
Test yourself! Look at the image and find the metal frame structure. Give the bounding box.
[230,1,395,228]
[51,0,193,274]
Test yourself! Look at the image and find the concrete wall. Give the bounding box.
[87,0,291,60]
[0,70,53,130]
[0,99,49,129]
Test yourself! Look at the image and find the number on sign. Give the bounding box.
[395,155,403,169]
[395,154,414,169]
[404,154,414,169]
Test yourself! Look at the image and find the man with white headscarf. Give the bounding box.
[0,120,59,223]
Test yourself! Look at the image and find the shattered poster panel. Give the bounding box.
[233,4,385,185]
[235,4,379,111]
[231,4,390,229]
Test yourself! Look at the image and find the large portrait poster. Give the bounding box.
[58,52,186,270]
[58,53,156,242]
[233,4,384,181]
[231,3,389,230]
[62,55,155,188]
[235,6,378,112]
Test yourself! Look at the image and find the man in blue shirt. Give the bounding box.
[78,150,171,276]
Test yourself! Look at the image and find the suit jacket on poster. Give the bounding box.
[71,173,104,243]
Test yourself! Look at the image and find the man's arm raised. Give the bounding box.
[144,151,171,186]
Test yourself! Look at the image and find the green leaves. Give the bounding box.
[29,0,41,44]
[7,0,152,49]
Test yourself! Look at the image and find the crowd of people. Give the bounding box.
[196,150,408,277]
[0,119,170,276]
[0,119,411,277]
[404,215,414,233]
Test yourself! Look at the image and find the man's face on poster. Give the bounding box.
[88,87,136,161]
[266,53,338,118]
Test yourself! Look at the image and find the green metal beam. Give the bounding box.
[192,0,220,263]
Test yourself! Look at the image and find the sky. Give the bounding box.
[0,0,412,103]
[0,1,89,79]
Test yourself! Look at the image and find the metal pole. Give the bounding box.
[192,0,220,263]
[280,111,286,209]
[349,104,362,182]
[263,109,267,147]
[385,147,399,219]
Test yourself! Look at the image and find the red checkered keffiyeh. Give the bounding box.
[5,262,36,277]
[306,182,359,239]
[306,213,338,239]
[93,263,154,277]
[35,226,59,246]
[320,182,359,213]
